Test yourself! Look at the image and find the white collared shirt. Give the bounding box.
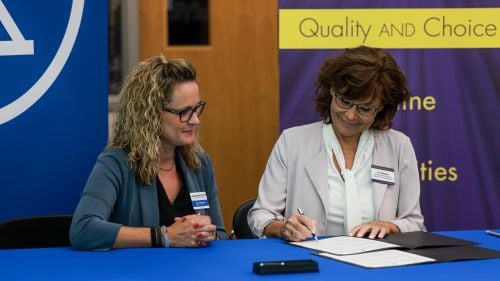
[323,124,375,235]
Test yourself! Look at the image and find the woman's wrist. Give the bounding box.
[161,225,169,247]
[387,222,400,233]
[264,220,286,238]
[150,226,163,248]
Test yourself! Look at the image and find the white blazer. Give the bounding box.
[248,121,425,237]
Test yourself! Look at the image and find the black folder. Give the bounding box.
[311,232,500,267]
[381,232,500,262]
[380,231,477,249]
[406,245,500,262]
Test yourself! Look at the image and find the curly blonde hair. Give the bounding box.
[110,54,203,185]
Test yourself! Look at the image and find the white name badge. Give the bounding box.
[371,165,395,185]
[190,192,210,210]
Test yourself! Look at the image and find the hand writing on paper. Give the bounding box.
[349,221,400,239]
[279,214,317,242]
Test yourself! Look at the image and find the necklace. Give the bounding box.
[158,161,175,172]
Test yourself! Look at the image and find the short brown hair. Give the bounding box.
[315,46,410,130]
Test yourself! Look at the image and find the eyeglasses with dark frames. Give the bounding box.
[330,89,380,117]
[163,101,206,122]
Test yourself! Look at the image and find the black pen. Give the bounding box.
[258,261,286,267]
[297,208,319,241]
[485,230,500,238]
[253,259,319,275]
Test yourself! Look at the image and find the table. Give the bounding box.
[1,230,499,280]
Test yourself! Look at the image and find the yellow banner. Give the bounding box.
[279,8,500,49]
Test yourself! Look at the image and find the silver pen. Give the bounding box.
[297,208,319,241]
[485,229,500,238]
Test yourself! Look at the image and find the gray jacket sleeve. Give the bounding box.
[389,135,426,232]
[248,133,288,237]
[200,153,228,240]
[70,150,124,251]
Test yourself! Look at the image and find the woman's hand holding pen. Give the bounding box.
[279,214,317,242]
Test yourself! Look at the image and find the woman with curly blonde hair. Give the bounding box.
[71,54,226,250]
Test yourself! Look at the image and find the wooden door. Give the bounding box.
[140,0,279,233]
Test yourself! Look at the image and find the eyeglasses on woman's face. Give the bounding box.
[330,89,380,118]
[163,101,206,122]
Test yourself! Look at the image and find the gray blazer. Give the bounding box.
[70,148,227,250]
[248,121,425,237]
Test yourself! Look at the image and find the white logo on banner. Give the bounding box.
[0,0,84,125]
[0,0,34,55]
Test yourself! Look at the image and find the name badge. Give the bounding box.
[190,192,210,210]
[371,165,395,185]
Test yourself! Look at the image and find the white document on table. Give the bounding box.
[317,250,436,268]
[290,236,402,255]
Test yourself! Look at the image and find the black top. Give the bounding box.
[156,164,195,226]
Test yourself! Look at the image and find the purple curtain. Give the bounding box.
[279,0,500,230]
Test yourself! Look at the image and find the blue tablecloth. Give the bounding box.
[1,230,499,280]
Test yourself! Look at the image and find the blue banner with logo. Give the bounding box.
[0,0,107,220]
[279,0,499,231]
